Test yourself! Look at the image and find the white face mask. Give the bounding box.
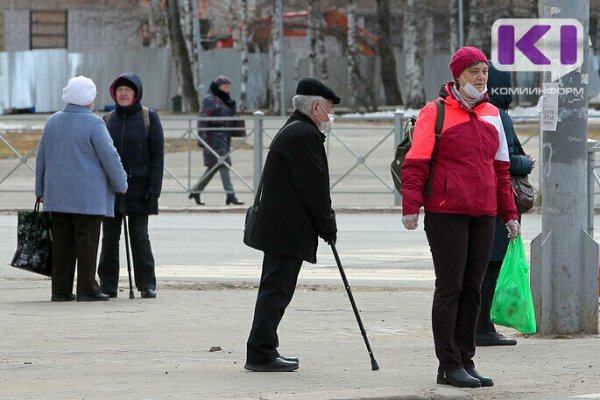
[318,104,335,133]
[459,76,487,100]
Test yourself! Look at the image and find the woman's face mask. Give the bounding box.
[459,76,487,100]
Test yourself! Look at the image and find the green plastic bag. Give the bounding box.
[490,235,537,334]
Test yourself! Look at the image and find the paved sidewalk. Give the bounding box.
[1,212,600,400]
[1,277,599,400]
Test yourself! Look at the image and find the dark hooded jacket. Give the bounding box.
[487,64,534,261]
[107,73,164,214]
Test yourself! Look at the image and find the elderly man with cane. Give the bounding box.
[243,78,339,372]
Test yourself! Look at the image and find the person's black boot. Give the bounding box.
[226,194,244,205]
[188,192,204,205]
[437,368,482,388]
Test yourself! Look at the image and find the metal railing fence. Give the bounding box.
[1,112,600,214]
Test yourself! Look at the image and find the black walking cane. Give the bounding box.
[330,242,379,371]
[120,195,135,299]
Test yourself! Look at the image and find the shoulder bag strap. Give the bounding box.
[424,100,445,196]
[252,120,301,207]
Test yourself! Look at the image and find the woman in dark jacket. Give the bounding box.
[475,64,535,346]
[98,73,164,299]
[188,75,243,206]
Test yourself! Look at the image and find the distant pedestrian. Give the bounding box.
[244,78,338,372]
[35,75,128,302]
[401,47,519,388]
[475,63,535,347]
[188,75,244,206]
[98,73,164,299]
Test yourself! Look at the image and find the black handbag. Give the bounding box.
[10,200,53,276]
[243,172,264,250]
[230,119,246,137]
[243,120,300,249]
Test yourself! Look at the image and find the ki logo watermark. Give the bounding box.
[491,19,583,77]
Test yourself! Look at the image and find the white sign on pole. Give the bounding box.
[542,82,559,131]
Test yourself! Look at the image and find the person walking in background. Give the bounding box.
[475,63,535,347]
[35,75,128,302]
[401,47,519,388]
[188,75,244,206]
[98,73,164,299]
[244,78,338,372]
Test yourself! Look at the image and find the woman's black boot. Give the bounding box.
[188,192,204,205]
[226,194,244,205]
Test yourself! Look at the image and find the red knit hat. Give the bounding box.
[449,46,488,80]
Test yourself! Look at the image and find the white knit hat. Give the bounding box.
[62,75,97,106]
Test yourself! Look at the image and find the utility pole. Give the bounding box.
[531,0,598,335]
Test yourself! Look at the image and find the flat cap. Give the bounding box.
[296,78,340,104]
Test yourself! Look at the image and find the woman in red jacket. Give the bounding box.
[401,47,520,388]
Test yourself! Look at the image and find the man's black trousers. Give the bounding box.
[246,253,303,364]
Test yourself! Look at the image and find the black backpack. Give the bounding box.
[390,100,445,195]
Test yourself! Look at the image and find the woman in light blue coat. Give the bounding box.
[35,75,127,302]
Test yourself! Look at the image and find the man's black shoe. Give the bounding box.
[475,331,517,346]
[102,291,117,298]
[51,293,76,302]
[244,357,299,372]
[141,288,157,298]
[76,293,110,302]
[465,367,494,387]
[437,368,481,388]
[279,354,299,363]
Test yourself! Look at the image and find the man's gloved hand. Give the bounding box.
[146,193,159,215]
[321,232,337,246]
[505,219,521,239]
[402,214,418,230]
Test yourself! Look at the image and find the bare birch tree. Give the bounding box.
[376,0,402,105]
[270,0,283,114]
[464,0,481,48]
[166,0,199,112]
[403,0,425,108]
[347,0,358,111]
[449,0,458,53]
[181,0,199,90]
[307,0,320,78]
[240,0,249,112]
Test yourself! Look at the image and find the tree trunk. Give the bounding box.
[317,14,328,79]
[449,0,458,53]
[166,0,199,112]
[270,0,283,114]
[403,0,425,108]
[465,0,481,48]
[376,0,402,105]
[307,0,319,78]
[240,0,249,112]
[347,0,358,111]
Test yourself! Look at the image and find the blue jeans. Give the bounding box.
[98,212,156,293]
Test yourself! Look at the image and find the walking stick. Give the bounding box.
[330,242,379,371]
[120,195,135,299]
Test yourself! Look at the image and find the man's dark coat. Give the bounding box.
[251,110,336,263]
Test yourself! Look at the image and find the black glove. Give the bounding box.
[146,193,159,215]
[321,232,337,246]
